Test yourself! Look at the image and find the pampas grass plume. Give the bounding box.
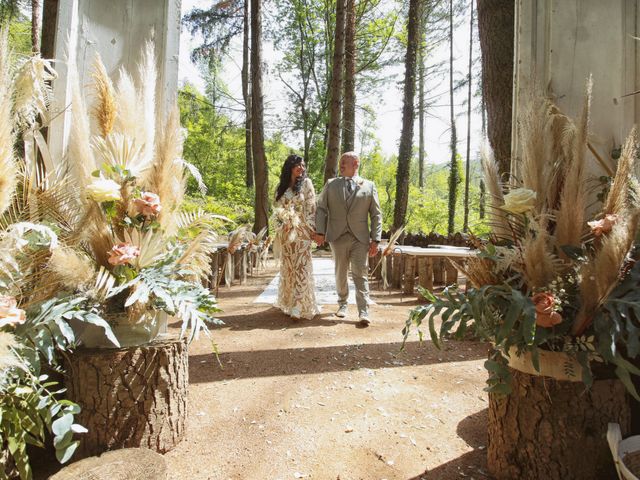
[47,247,95,290]
[92,54,117,138]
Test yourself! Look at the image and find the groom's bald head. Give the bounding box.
[339,151,360,177]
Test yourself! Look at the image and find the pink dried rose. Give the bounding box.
[0,295,26,329]
[133,192,162,217]
[587,214,619,237]
[108,242,140,266]
[532,292,562,328]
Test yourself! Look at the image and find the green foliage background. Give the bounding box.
[178,86,487,237]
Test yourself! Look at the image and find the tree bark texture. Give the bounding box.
[487,369,630,480]
[418,29,425,191]
[251,0,269,233]
[242,0,253,188]
[63,338,188,459]
[31,0,41,54]
[463,0,474,232]
[341,0,356,153]
[41,0,58,60]
[392,0,420,231]
[323,0,346,184]
[447,0,459,235]
[476,0,514,177]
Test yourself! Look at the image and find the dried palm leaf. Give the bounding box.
[228,225,249,254]
[13,55,56,128]
[123,228,166,269]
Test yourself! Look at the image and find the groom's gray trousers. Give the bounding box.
[330,232,370,315]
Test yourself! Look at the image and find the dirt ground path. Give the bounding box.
[163,256,492,480]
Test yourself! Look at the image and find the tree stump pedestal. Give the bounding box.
[63,336,188,459]
[49,448,167,479]
[487,366,631,480]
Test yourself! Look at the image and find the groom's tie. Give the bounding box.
[346,178,354,196]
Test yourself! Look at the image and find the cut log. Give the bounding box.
[63,337,188,459]
[417,258,433,300]
[403,255,416,295]
[49,448,167,479]
[432,257,444,284]
[444,260,458,285]
[487,368,630,480]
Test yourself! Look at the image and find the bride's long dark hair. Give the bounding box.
[275,154,305,201]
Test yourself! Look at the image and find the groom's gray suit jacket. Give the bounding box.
[315,176,382,245]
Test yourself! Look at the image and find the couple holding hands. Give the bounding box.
[272,152,382,327]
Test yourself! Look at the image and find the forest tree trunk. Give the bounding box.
[341,0,356,153]
[447,0,459,235]
[31,0,41,54]
[251,0,269,233]
[463,0,474,232]
[63,338,188,459]
[488,368,630,480]
[242,0,253,188]
[323,0,346,183]
[477,0,514,177]
[392,0,421,231]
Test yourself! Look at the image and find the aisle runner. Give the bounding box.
[254,257,356,305]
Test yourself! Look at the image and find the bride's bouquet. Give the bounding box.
[272,204,303,243]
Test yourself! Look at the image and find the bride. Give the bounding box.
[272,154,320,320]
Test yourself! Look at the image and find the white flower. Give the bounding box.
[0,331,22,372]
[86,178,121,202]
[502,188,537,214]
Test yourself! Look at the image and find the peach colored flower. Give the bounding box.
[107,242,140,266]
[587,214,619,237]
[0,295,26,329]
[133,192,162,217]
[532,292,562,328]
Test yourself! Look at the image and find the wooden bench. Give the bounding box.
[377,245,475,299]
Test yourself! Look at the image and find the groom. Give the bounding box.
[314,152,382,326]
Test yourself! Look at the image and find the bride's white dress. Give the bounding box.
[273,178,320,319]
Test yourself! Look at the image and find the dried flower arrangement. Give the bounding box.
[404,82,640,397]
[0,27,83,478]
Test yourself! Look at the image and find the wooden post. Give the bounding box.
[417,258,434,300]
[391,253,403,289]
[403,255,416,295]
[445,259,458,285]
[233,249,243,281]
[63,337,188,459]
[432,257,445,285]
[209,250,220,292]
